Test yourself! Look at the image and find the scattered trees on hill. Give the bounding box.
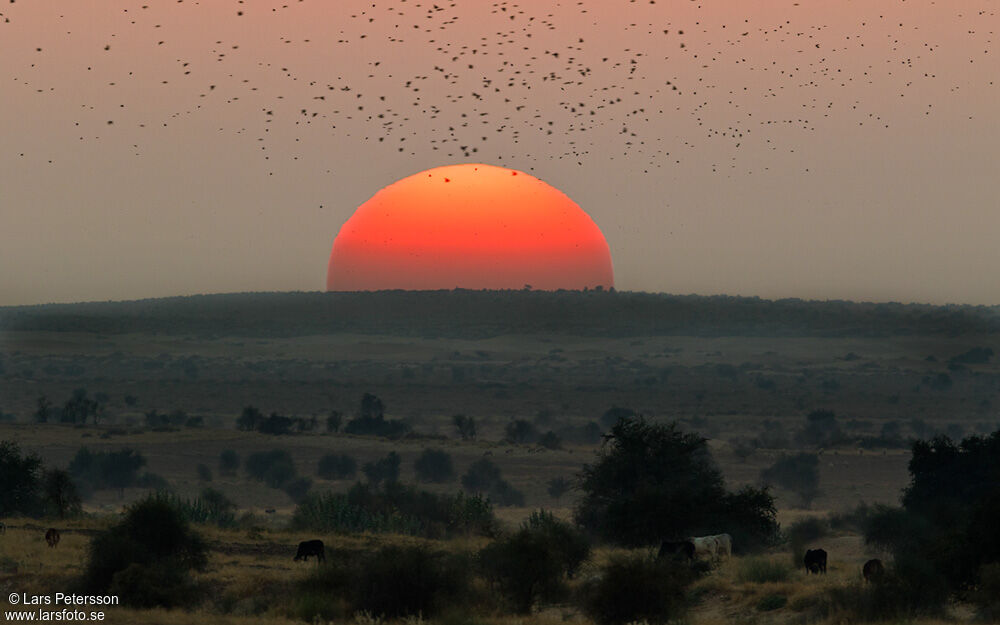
[575,418,778,549]
[760,453,821,508]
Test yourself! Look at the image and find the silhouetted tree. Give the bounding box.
[42,468,82,519]
[452,414,477,440]
[414,449,454,483]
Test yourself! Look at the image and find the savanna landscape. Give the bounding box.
[2,292,1000,624]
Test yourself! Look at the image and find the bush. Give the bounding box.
[479,525,568,613]
[414,449,454,483]
[42,468,82,519]
[219,449,240,476]
[737,557,791,583]
[580,554,696,625]
[317,453,357,480]
[972,562,1000,621]
[452,414,477,440]
[355,546,471,618]
[523,510,590,578]
[756,594,787,612]
[786,516,828,567]
[294,545,470,621]
[760,453,820,508]
[538,431,562,450]
[283,477,313,503]
[547,477,571,500]
[325,411,342,433]
[461,458,525,507]
[796,410,844,447]
[576,418,778,548]
[504,419,538,444]
[362,452,401,486]
[291,483,497,539]
[68,447,147,496]
[80,493,207,608]
[245,450,297,488]
[0,441,43,516]
[344,393,410,438]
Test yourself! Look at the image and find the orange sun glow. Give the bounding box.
[326,164,614,291]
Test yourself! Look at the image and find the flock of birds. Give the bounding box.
[1,0,995,178]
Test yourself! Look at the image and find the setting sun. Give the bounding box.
[327,164,614,291]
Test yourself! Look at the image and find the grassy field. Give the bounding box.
[0,514,975,625]
[2,292,998,623]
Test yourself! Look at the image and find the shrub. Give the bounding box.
[796,410,844,447]
[291,483,497,539]
[786,516,828,567]
[283,477,313,503]
[523,510,590,578]
[80,493,207,608]
[479,526,567,613]
[761,453,820,508]
[293,546,470,621]
[737,557,790,583]
[317,453,357,480]
[68,447,147,496]
[362,452,401,486]
[325,411,343,433]
[159,489,237,528]
[504,419,538,444]
[219,449,240,476]
[580,554,696,625]
[452,414,476,440]
[245,450,297,488]
[599,406,636,429]
[756,594,787,612]
[344,393,410,438]
[972,562,1000,621]
[355,546,470,618]
[0,441,43,516]
[576,419,778,548]
[547,477,571,501]
[461,458,525,507]
[42,468,82,519]
[414,449,454,483]
[538,431,562,450]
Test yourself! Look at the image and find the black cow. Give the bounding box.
[658,540,695,562]
[45,528,60,548]
[294,539,326,563]
[863,558,884,582]
[804,548,827,574]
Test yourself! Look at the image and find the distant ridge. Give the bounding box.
[1,290,998,338]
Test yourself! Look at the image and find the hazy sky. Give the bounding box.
[1,1,997,306]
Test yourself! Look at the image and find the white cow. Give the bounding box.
[688,535,719,560]
[711,533,732,559]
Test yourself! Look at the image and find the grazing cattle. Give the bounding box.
[804,548,827,574]
[45,528,60,548]
[711,533,733,559]
[863,558,884,582]
[293,539,326,563]
[658,540,695,562]
[0,521,6,534]
[689,536,720,560]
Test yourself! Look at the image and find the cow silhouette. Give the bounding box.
[45,528,60,548]
[294,539,325,563]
